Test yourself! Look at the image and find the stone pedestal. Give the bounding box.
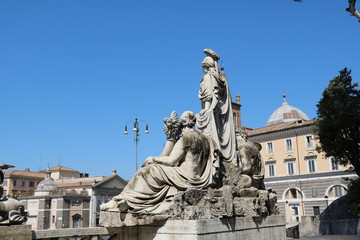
[101,214,286,240]
[0,224,32,240]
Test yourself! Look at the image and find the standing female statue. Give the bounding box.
[196,49,237,163]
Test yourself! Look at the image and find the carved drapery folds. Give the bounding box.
[99,50,276,227]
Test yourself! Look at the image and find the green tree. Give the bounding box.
[315,68,360,176]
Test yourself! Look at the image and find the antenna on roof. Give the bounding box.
[39,154,42,171]
[58,151,61,166]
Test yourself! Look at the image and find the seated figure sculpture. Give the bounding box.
[236,129,265,189]
[100,111,220,214]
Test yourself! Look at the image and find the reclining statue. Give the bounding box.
[100,111,220,214]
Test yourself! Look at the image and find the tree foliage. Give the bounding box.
[315,68,360,176]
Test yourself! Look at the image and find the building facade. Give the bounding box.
[2,168,45,197]
[16,166,127,230]
[247,96,357,223]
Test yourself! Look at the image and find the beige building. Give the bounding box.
[40,165,81,180]
[11,165,127,230]
[247,96,357,223]
[2,168,45,197]
[2,165,82,198]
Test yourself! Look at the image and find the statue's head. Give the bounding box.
[201,56,215,68]
[180,111,196,128]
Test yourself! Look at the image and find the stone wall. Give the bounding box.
[0,225,31,240]
[100,215,286,240]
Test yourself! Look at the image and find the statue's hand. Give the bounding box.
[142,157,155,167]
[100,200,117,211]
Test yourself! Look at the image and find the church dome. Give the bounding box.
[266,94,309,126]
[35,169,57,196]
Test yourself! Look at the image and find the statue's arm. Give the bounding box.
[147,139,185,167]
[160,140,175,156]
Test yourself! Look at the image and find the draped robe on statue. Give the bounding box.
[111,129,219,214]
[196,72,237,162]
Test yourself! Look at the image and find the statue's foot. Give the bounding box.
[118,199,130,212]
[100,200,118,211]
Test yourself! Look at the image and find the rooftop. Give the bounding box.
[40,165,79,173]
[4,169,45,179]
[266,94,309,126]
[247,119,316,137]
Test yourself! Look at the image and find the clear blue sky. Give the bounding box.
[1,1,359,180]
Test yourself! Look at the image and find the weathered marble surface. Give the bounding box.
[100,161,279,227]
[101,111,220,214]
[99,215,286,240]
[196,49,237,163]
[0,224,31,240]
[100,49,280,230]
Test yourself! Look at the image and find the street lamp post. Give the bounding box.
[124,118,149,171]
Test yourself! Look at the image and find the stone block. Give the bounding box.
[99,210,169,227]
[239,186,259,197]
[233,197,268,217]
[115,216,286,240]
[0,224,31,240]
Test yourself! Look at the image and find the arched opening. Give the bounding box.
[283,188,304,222]
[327,185,348,198]
[72,213,81,228]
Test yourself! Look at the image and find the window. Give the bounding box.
[290,189,298,198]
[286,188,302,200]
[329,185,348,198]
[72,214,81,228]
[305,156,317,173]
[334,185,343,197]
[267,142,274,155]
[313,206,320,216]
[71,200,81,206]
[311,188,318,197]
[289,204,300,222]
[268,163,275,177]
[330,156,340,171]
[13,180,17,187]
[305,135,314,149]
[2,180,7,187]
[29,181,35,188]
[285,158,296,175]
[21,181,25,187]
[266,161,276,177]
[285,139,293,152]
